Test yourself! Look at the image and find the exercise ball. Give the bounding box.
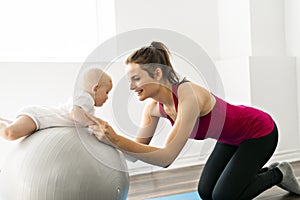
[0,127,129,200]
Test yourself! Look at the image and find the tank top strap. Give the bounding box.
[172,77,190,94]
[172,77,190,111]
[158,78,190,124]
[159,103,168,118]
[159,102,175,125]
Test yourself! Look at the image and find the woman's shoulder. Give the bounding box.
[176,81,213,110]
[177,81,209,97]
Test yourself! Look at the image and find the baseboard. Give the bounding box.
[266,149,300,165]
[128,153,209,176]
[129,149,300,176]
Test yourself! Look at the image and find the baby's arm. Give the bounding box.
[69,105,95,126]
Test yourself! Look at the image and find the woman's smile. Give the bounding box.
[136,89,143,96]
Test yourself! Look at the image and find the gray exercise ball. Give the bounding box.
[0,127,129,200]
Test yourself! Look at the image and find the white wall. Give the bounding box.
[0,63,81,119]
[115,0,221,60]
[250,0,286,56]
[215,58,251,105]
[285,0,300,56]
[218,0,251,59]
[284,0,300,157]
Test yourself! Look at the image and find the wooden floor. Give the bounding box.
[128,161,300,200]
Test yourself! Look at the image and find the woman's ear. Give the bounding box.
[154,68,163,81]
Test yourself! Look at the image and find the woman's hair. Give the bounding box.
[125,41,179,84]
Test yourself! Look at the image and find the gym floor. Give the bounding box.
[128,161,300,200]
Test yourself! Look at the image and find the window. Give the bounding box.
[0,0,116,61]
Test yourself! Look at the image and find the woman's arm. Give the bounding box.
[135,100,160,145]
[125,100,160,162]
[87,84,202,167]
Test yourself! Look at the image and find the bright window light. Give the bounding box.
[0,0,116,61]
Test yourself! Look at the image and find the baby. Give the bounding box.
[0,68,112,140]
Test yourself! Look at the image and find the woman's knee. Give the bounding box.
[212,186,240,200]
[212,190,224,200]
[198,180,240,200]
[198,181,212,200]
[198,185,231,200]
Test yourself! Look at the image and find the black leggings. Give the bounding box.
[198,123,282,200]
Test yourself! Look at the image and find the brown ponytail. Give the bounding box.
[125,41,179,84]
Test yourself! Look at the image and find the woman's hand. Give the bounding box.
[85,113,118,146]
[86,113,171,167]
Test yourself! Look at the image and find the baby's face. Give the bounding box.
[94,80,112,107]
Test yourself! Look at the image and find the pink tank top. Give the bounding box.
[159,81,275,146]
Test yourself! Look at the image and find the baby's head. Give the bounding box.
[81,68,113,107]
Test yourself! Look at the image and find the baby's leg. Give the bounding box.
[0,120,10,136]
[0,115,37,140]
[0,117,12,124]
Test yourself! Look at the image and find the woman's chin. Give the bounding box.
[137,95,146,101]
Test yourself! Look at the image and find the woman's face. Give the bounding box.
[126,63,160,101]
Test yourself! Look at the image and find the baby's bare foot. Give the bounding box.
[0,117,12,124]
[0,121,7,132]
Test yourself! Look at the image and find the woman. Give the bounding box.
[87,41,300,199]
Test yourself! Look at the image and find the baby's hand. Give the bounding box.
[85,113,106,126]
[85,113,117,146]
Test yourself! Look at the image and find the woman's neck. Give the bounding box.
[152,83,174,106]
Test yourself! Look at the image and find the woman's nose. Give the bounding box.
[129,82,136,90]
